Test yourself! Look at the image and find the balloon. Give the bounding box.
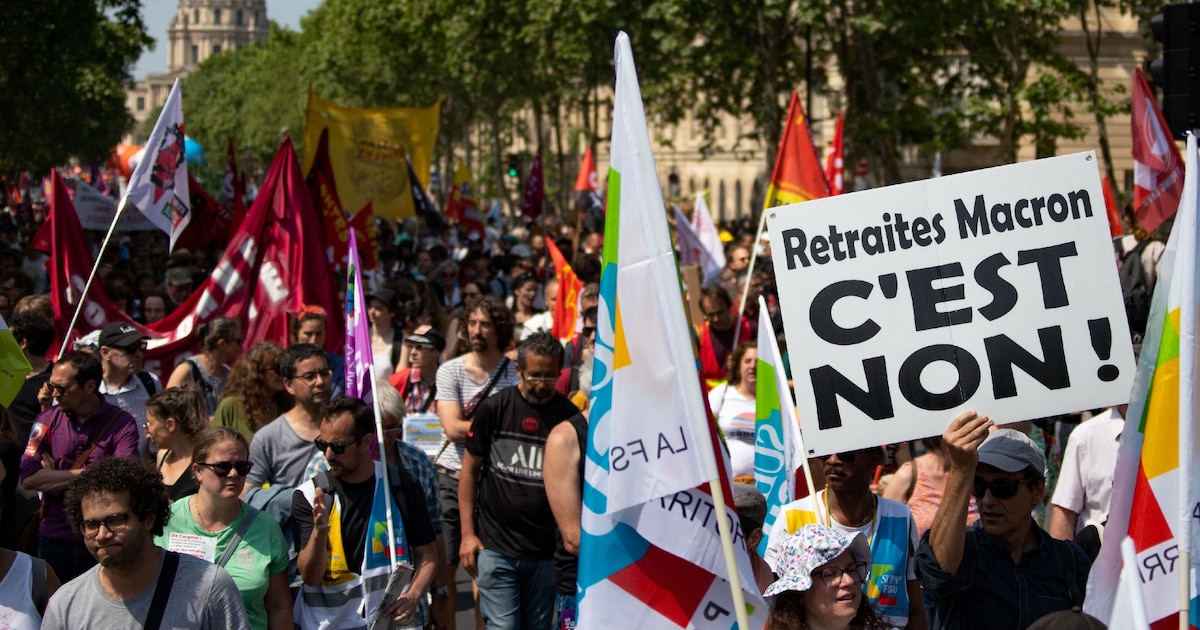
[129,147,147,176]
[184,137,205,166]
[117,145,143,178]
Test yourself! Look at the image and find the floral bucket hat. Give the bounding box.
[764,524,872,597]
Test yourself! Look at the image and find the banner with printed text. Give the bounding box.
[768,152,1136,456]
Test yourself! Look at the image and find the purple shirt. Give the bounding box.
[19,400,139,542]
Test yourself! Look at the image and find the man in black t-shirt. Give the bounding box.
[459,332,579,630]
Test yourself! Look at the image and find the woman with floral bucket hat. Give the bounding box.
[765,524,890,630]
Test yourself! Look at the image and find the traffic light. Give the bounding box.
[1150,4,1200,140]
[506,153,520,178]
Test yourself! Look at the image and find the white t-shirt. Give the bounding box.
[707,383,756,479]
[1051,407,1123,533]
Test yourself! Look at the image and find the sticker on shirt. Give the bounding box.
[166,532,216,562]
[24,423,46,457]
[235,547,256,568]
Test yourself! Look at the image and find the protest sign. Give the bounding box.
[73,181,158,231]
[768,152,1135,456]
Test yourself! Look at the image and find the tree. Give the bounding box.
[0,0,152,176]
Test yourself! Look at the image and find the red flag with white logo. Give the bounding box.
[35,137,342,378]
[1131,68,1184,232]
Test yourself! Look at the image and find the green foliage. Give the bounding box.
[0,0,152,175]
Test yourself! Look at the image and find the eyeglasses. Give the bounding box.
[314,437,357,455]
[294,368,333,384]
[815,562,870,587]
[581,326,596,337]
[198,460,253,477]
[46,381,73,395]
[522,375,558,385]
[818,451,859,463]
[115,343,147,354]
[81,512,130,538]
[972,476,1039,499]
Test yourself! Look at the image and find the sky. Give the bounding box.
[133,0,323,78]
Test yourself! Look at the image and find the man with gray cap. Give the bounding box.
[97,321,160,457]
[916,411,1091,630]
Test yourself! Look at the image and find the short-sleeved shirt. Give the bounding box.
[433,356,519,471]
[916,521,1091,629]
[1051,408,1122,533]
[156,498,289,630]
[465,387,578,560]
[19,401,139,542]
[246,415,326,490]
[42,551,250,629]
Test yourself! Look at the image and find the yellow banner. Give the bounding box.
[302,90,440,219]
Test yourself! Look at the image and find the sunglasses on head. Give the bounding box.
[199,460,252,477]
[972,476,1039,499]
[314,437,358,455]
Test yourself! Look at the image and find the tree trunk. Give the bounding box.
[1082,1,1118,194]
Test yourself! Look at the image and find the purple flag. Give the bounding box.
[345,228,374,403]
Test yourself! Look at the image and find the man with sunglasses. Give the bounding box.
[763,446,927,629]
[916,411,1091,629]
[458,332,579,629]
[44,457,249,629]
[20,350,139,583]
[97,322,160,458]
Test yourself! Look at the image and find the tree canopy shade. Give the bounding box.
[0,0,152,176]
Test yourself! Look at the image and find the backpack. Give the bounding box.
[1116,239,1156,344]
[136,371,159,396]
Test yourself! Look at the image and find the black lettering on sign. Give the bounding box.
[955,195,990,239]
[975,253,1017,321]
[810,280,880,346]
[702,602,731,621]
[810,357,894,430]
[1016,243,1078,309]
[782,229,809,270]
[898,344,981,410]
[907,263,972,332]
[984,327,1070,399]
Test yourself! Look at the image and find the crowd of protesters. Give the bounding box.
[0,179,1129,630]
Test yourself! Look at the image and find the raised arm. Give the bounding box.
[927,411,992,575]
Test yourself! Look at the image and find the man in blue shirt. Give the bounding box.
[917,411,1090,630]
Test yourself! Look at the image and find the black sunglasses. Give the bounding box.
[199,460,252,477]
[818,451,859,463]
[314,437,359,455]
[972,476,1039,499]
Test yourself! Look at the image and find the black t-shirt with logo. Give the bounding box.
[465,386,578,560]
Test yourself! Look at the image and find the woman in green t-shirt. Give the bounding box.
[155,427,292,630]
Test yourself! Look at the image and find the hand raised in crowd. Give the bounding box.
[942,410,993,470]
[37,381,52,410]
[312,486,330,531]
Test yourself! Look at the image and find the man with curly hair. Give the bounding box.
[42,457,249,629]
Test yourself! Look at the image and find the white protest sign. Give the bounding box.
[73,181,159,231]
[768,152,1135,456]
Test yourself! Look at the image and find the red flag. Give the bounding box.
[824,111,844,196]
[347,202,379,270]
[1101,176,1123,238]
[546,237,583,340]
[444,160,485,238]
[174,174,221,253]
[522,148,545,219]
[305,128,352,270]
[38,137,342,378]
[1131,68,1184,232]
[217,138,242,239]
[764,92,830,207]
[575,146,599,192]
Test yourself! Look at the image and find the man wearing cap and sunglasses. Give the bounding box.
[916,411,1091,629]
[97,322,160,458]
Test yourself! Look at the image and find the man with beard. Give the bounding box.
[43,457,248,629]
[434,295,520,627]
[763,446,928,629]
[458,332,577,629]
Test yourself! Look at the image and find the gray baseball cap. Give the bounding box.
[978,428,1045,475]
[733,482,767,530]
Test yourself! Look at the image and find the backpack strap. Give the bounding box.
[188,359,214,399]
[136,371,157,396]
[216,506,261,568]
[29,555,47,616]
[390,339,403,370]
[144,551,180,630]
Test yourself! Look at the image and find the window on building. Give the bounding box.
[212,44,221,55]
[137,97,145,112]
[236,10,243,25]
[193,9,199,23]
[735,180,743,217]
[191,45,198,64]
[214,9,221,25]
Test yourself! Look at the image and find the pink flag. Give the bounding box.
[522,148,544,219]
[1131,68,1184,232]
[344,228,374,403]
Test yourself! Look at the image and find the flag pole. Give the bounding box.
[58,194,130,359]
[709,475,753,630]
[731,210,768,351]
[372,375,398,572]
[1176,131,1198,630]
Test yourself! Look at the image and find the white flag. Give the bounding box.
[124,78,190,251]
[691,192,726,283]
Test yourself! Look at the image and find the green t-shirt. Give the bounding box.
[213,396,255,442]
[155,497,289,630]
